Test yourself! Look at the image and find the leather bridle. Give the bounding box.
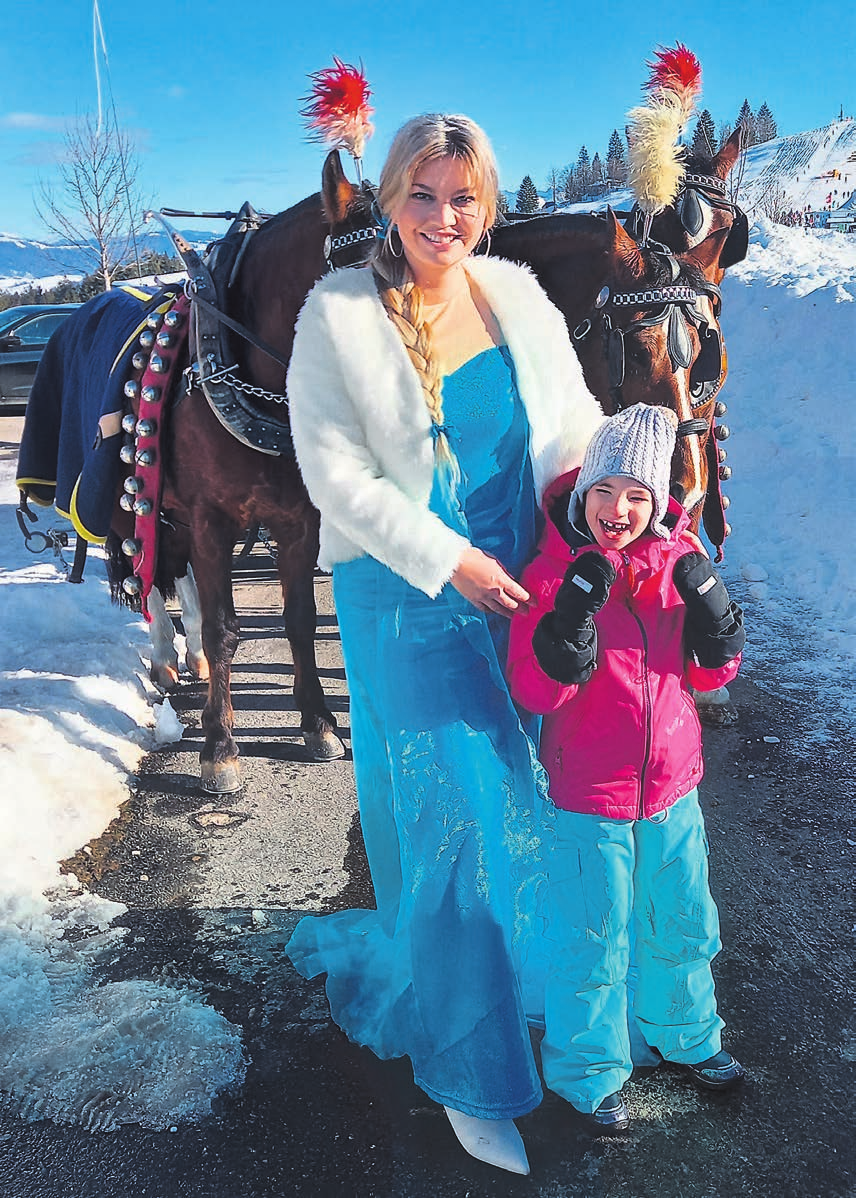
[572,248,724,419]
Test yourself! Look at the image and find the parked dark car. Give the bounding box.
[0,303,81,415]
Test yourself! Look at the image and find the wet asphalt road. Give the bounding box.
[2,545,855,1198]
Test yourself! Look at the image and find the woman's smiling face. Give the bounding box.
[584,475,654,551]
[392,156,486,286]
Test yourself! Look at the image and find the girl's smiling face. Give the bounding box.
[392,156,486,287]
[584,475,654,551]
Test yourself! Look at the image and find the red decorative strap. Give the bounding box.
[123,294,190,620]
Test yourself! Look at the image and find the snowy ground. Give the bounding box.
[0,217,854,1132]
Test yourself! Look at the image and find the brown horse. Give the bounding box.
[114,153,378,792]
[635,126,748,557]
[490,210,729,529]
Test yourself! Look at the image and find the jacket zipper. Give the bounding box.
[623,553,652,819]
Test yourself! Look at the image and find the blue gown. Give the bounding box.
[285,346,550,1118]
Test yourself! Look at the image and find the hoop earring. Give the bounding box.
[477,227,491,256]
[387,226,403,258]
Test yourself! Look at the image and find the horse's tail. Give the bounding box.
[104,528,181,609]
[105,529,139,610]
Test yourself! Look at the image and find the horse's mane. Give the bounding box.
[682,148,719,175]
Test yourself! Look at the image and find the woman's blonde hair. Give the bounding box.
[370,114,499,452]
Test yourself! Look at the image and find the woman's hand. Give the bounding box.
[450,547,530,616]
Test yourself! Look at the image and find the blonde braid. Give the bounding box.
[375,275,445,430]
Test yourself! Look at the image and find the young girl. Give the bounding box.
[507,403,746,1133]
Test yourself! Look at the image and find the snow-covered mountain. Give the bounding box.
[0,227,216,291]
[734,118,856,216]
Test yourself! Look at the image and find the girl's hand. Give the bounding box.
[450,547,530,617]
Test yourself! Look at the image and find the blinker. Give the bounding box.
[594,286,610,309]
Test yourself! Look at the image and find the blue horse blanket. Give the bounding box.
[16,287,170,542]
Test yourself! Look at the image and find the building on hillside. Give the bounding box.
[828,191,856,232]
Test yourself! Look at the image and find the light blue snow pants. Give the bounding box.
[541,789,725,1112]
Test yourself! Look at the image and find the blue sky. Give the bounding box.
[1,0,853,238]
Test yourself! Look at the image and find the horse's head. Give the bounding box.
[320,149,379,269]
[626,127,749,282]
[570,210,729,522]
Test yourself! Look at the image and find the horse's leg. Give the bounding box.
[175,565,209,682]
[190,516,243,793]
[146,586,181,691]
[275,511,344,761]
[237,523,260,558]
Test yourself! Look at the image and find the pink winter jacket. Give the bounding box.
[507,470,741,819]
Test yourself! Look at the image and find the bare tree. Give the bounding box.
[717,121,734,150]
[545,166,563,207]
[757,180,789,222]
[36,112,147,291]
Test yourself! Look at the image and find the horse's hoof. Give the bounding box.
[200,759,243,794]
[696,700,739,727]
[699,703,739,727]
[185,651,210,683]
[150,662,180,692]
[303,730,346,761]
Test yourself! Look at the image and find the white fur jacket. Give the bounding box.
[287,255,604,597]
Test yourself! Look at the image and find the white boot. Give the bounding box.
[443,1106,530,1176]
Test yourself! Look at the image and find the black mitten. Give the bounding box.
[672,551,746,668]
[533,553,615,684]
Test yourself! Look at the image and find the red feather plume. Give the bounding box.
[643,43,702,117]
[300,57,374,160]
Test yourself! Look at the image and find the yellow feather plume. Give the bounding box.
[627,92,687,216]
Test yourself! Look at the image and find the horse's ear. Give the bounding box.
[606,207,646,279]
[321,149,356,225]
[688,226,732,277]
[712,126,744,179]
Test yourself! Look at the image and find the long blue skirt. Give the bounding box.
[286,347,550,1118]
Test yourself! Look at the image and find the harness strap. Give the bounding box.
[120,294,191,620]
[677,418,709,438]
[188,289,291,370]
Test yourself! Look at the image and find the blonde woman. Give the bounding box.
[286,114,603,1175]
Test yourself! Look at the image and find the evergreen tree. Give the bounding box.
[496,191,509,216]
[560,165,576,204]
[607,129,627,184]
[516,174,539,213]
[755,103,778,142]
[737,99,757,147]
[691,109,717,157]
[576,145,592,197]
[591,153,604,189]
